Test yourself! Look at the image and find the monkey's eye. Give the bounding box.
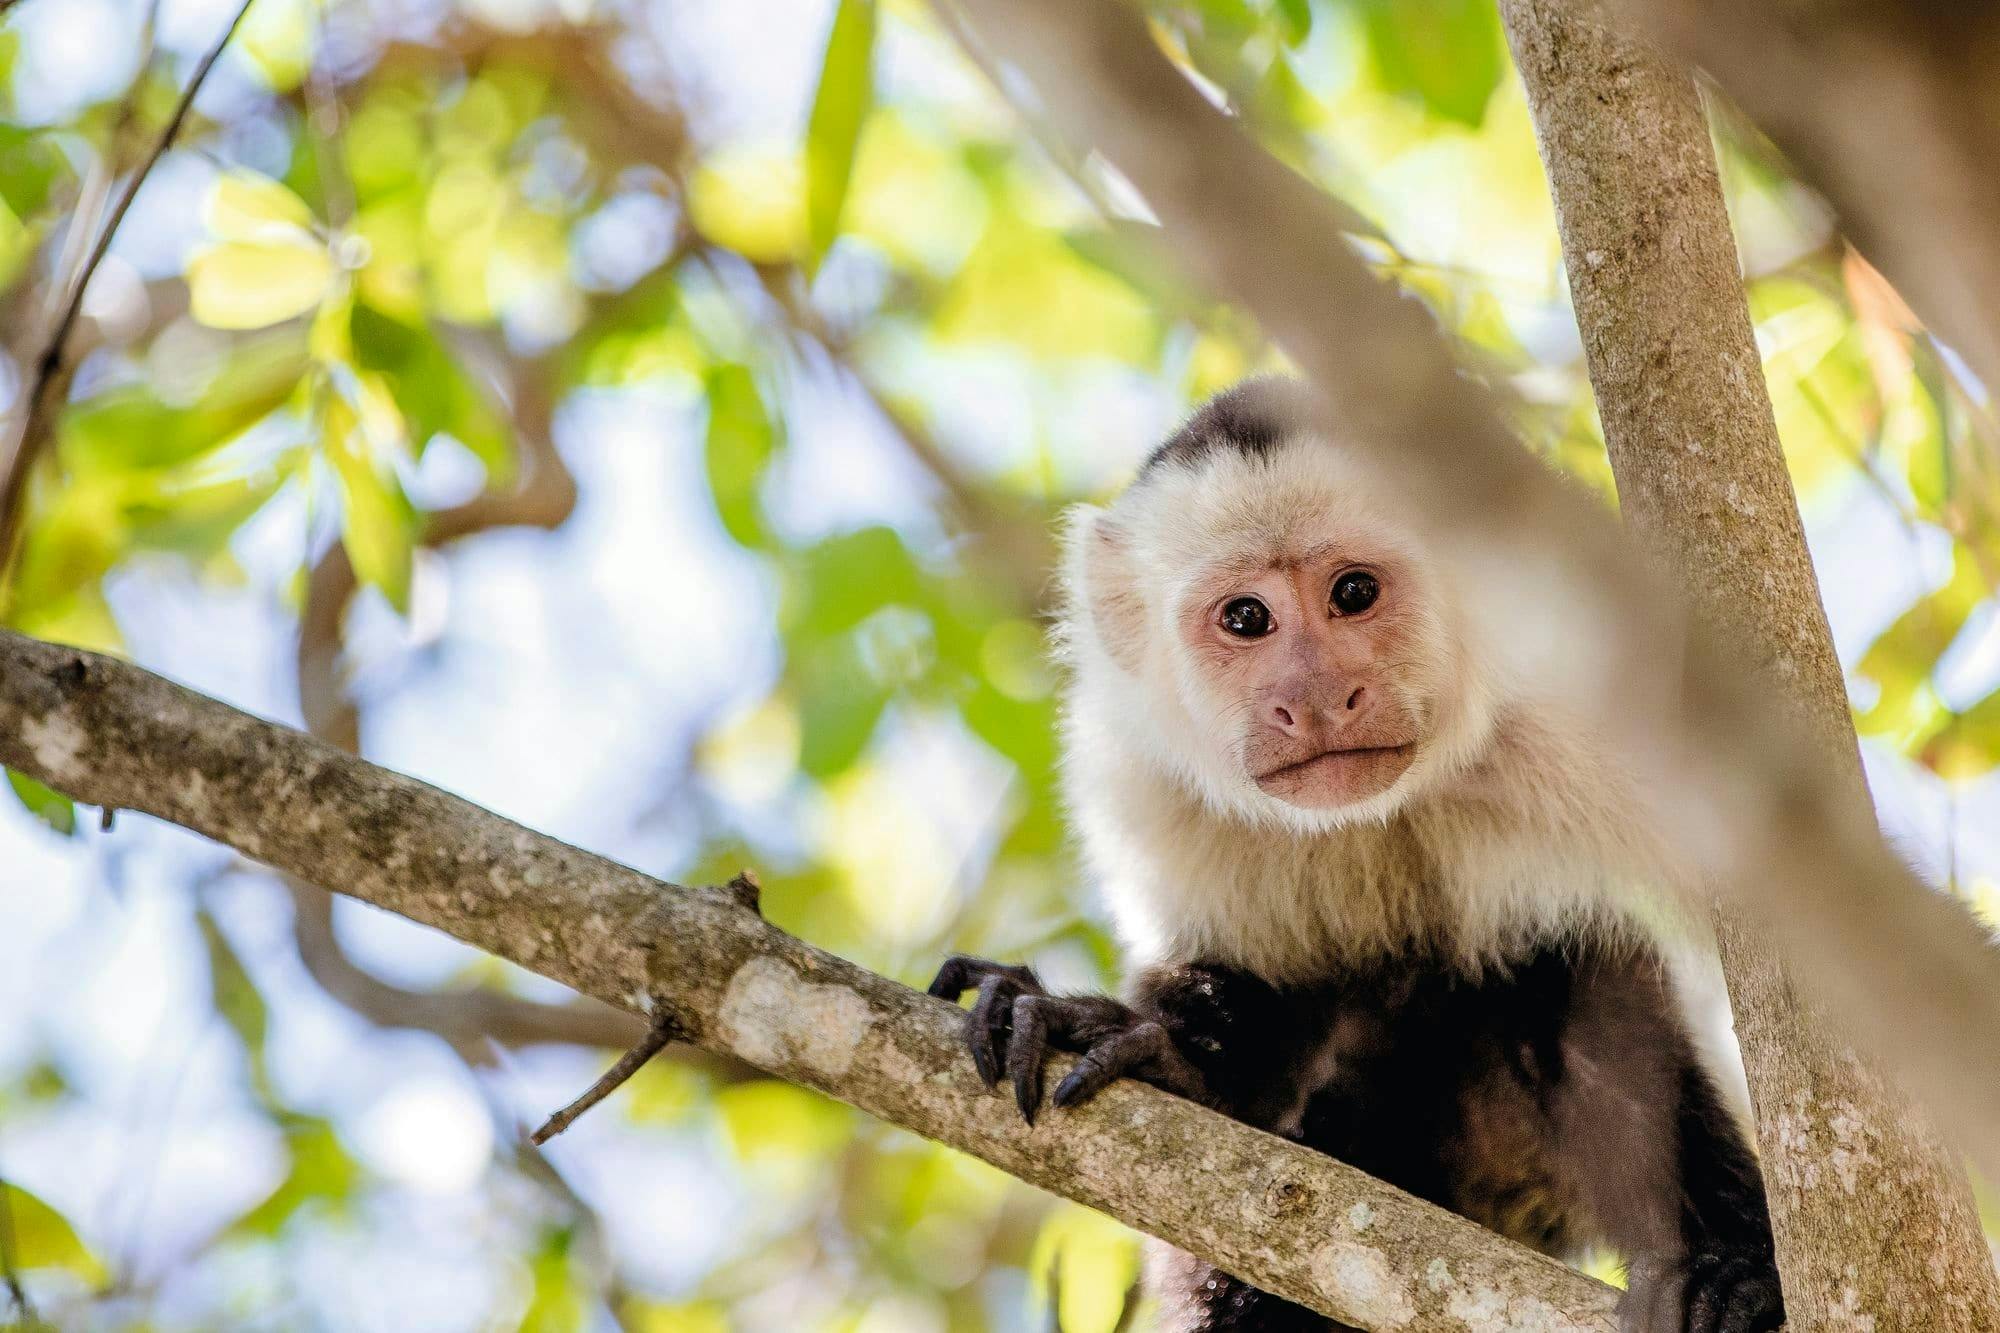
[1331,570,1380,616]
[1219,597,1273,638]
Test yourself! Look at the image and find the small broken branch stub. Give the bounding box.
[530,1011,684,1145]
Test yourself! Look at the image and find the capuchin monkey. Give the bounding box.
[930,379,1782,1333]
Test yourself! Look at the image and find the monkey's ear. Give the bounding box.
[1063,506,1148,674]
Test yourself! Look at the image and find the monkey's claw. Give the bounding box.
[928,955,1203,1124]
[928,955,1045,1089]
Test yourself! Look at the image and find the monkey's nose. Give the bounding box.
[1345,686,1365,711]
[1272,704,1297,731]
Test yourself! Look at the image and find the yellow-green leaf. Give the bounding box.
[208,168,317,241]
[1354,0,1505,127]
[688,143,806,265]
[3,1183,106,1286]
[704,362,774,547]
[6,771,76,837]
[188,241,333,330]
[805,0,876,270]
[324,392,417,612]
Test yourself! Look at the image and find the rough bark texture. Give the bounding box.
[1499,3,2000,1328]
[0,629,1620,1332]
[943,0,2000,1184]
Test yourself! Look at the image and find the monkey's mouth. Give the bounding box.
[1252,743,1416,806]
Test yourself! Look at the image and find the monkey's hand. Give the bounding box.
[927,955,1206,1125]
[1622,1247,1784,1333]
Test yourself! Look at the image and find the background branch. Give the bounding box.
[1615,0,2000,399]
[0,629,1624,1331]
[1498,1,2000,1325]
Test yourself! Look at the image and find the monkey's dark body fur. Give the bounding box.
[932,941,1782,1332]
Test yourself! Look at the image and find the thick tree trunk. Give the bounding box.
[1499,2,2000,1327]
[0,629,1620,1332]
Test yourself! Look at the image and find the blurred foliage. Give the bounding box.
[2,0,1999,1330]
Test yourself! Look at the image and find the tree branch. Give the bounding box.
[0,0,256,579]
[0,628,1620,1331]
[1497,1,2000,1325]
[933,0,2000,1183]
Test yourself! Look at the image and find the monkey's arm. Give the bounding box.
[927,955,1317,1127]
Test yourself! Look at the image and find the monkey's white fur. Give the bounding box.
[1058,426,1750,1115]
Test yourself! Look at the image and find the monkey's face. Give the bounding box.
[1176,549,1426,813]
[1069,425,1496,830]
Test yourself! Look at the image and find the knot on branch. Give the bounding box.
[723,868,763,916]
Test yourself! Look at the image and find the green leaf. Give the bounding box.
[349,301,516,479]
[232,1115,359,1238]
[519,1227,585,1333]
[2,1183,106,1286]
[805,0,876,270]
[1921,687,2000,781]
[197,910,272,1099]
[793,645,891,777]
[62,328,310,474]
[1351,0,1504,127]
[5,771,76,837]
[789,526,926,641]
[1028,1204,1140,1333]
[325,391,419,613]
[703,363,775,547]
[1273,0,1313,45]
[0,125,65,220]
[1857,552,1987,739]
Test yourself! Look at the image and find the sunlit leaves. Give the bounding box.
[190,170,333,330]
[350,302,515,479]
[703,362,776,547]
[60,327,310,473]
[936,225,1160,364]
[5,771,76,837]
[519,1228,588,1333]
[716,1080,854,1187]
[238,0,316,92]
[1029,1205,1141,1333]
[689,144,807,265]
[233,1115,361,1238]
[1,1183,106,1288]
[323,387,419,612]
[806,0,876,271]
[1857,554,1985,741]
[1346,0,1506,127]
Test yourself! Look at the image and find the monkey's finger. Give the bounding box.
[1008,995,1051,1124]
[1051,1020,1175,1109]
[927,954,1041,1002]
[966,975,1022,1088]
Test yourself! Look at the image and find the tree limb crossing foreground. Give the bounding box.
[0,628,1622,1333]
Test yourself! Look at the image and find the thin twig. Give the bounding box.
[530,1013,682,1146]
[0,0,257,580]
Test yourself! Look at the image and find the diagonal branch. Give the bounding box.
[0,0,257,580]
[0,628,1621,1331]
